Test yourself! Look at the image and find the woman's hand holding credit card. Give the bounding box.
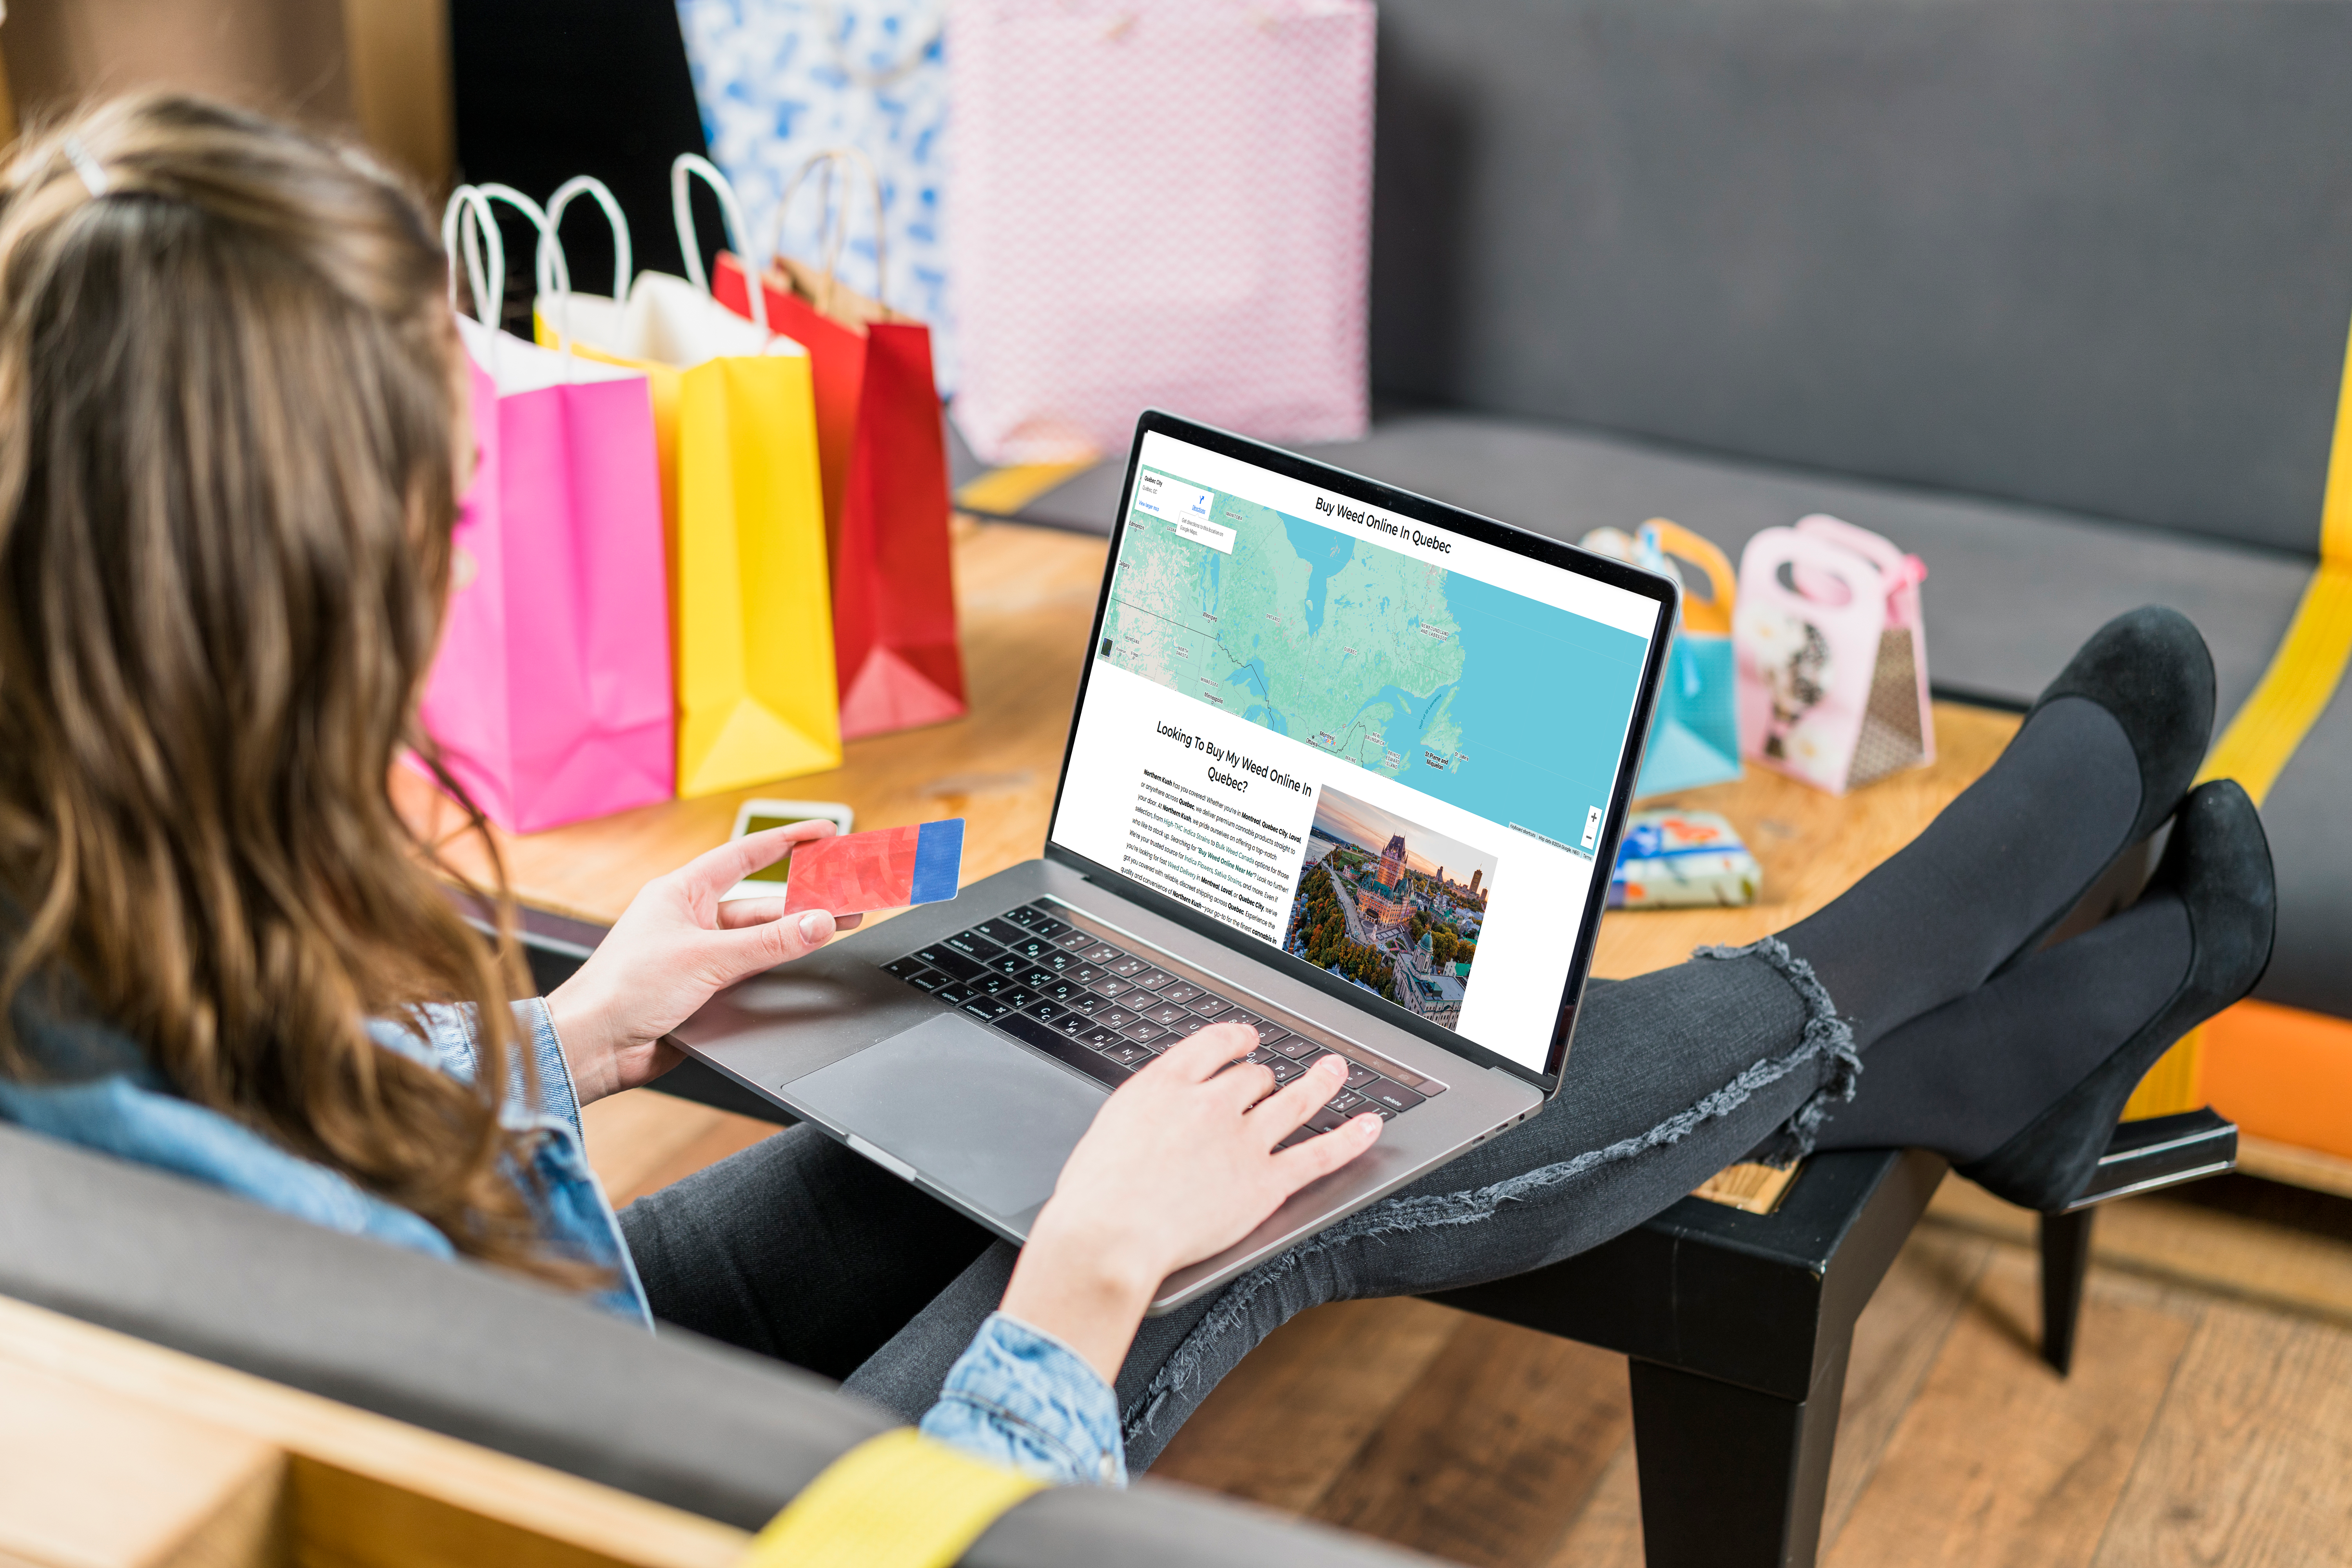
[543,815,899,1105]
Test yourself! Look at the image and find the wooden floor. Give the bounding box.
[579,1093,2352,1568]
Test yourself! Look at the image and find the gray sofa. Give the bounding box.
[976,0,2352,1020]
[0,1123,1432,1564]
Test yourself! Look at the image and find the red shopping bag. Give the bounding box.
[714,151,965,741]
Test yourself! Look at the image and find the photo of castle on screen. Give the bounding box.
[1285,786,1497,1032]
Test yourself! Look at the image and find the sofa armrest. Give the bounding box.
[0,1124,1430,1566]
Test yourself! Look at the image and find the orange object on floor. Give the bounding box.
[2200,999,2352,1163]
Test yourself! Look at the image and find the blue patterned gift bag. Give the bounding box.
[675,0,956,387]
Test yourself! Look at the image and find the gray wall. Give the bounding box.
[1367,0,2352,556]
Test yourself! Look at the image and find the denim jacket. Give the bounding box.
[0,995,1124,1486]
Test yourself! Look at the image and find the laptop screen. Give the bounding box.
[1049,426,1670,1079]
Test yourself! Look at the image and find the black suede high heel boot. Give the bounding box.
[1958,779,2275,1212]
[1778,607,2214,1053]
[1992,605,2216,973]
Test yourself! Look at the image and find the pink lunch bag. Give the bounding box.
[1733,514,1935,795]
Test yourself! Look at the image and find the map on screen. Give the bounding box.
[1097,469,1650,851]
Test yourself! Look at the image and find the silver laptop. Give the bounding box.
[675,411,1677,1313]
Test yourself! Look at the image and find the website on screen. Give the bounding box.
[1051,433,1661,1073]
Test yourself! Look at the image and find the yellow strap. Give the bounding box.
[954,460,1097,519]
[2136,314,2352,1121]
[741,1430,1043,1568]
[2194,309,2352,807]
[2323,309,2352,566]
[2195,561,2352,806]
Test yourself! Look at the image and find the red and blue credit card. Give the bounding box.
[779,818,965,916]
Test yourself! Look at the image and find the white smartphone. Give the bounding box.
[720,798,856,902]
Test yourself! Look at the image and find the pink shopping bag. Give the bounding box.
[948,0,1375,463]
[417,187,675,831]
[1733,514,1935,795]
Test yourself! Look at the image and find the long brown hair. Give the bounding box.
[0,93,578,1282]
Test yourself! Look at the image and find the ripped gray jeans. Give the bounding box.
[833,937,1861,1470]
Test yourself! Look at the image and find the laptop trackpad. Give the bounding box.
[783,1012,1108,1217]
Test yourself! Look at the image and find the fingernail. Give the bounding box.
[799,912,830,943]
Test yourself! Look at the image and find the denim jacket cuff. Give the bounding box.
[518,997,584,1138]
[399,1000,583,1140]
[918,1311,1127,1487]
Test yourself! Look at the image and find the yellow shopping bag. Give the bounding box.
[534,163,839,797]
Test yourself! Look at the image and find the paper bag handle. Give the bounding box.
[1640,519,1737,638]
[475,185,555,290]
[441,185,506,329]
[672,153,768,334]
[537,176,630,361]
[813,0,944,91]
[769,146,889,315]
[447,184,564,319]
[445,183,590,379]
[541,175,632,303]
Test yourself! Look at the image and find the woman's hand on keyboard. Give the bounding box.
[545,821,862,1105]
[999,1021,1383,1383]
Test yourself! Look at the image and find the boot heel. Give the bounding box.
[2032,1108,2236,1376]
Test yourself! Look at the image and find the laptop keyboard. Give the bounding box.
[881,900,1442,1146]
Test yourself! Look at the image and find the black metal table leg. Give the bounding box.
[2037,1208,2096,1376]
[1429,1149,1945,1568]
[1627,1339,1852,1568]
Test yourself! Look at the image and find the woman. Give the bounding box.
[0,96,2275,1487]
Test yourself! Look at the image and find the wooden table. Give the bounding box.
[397,517,2020,979]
